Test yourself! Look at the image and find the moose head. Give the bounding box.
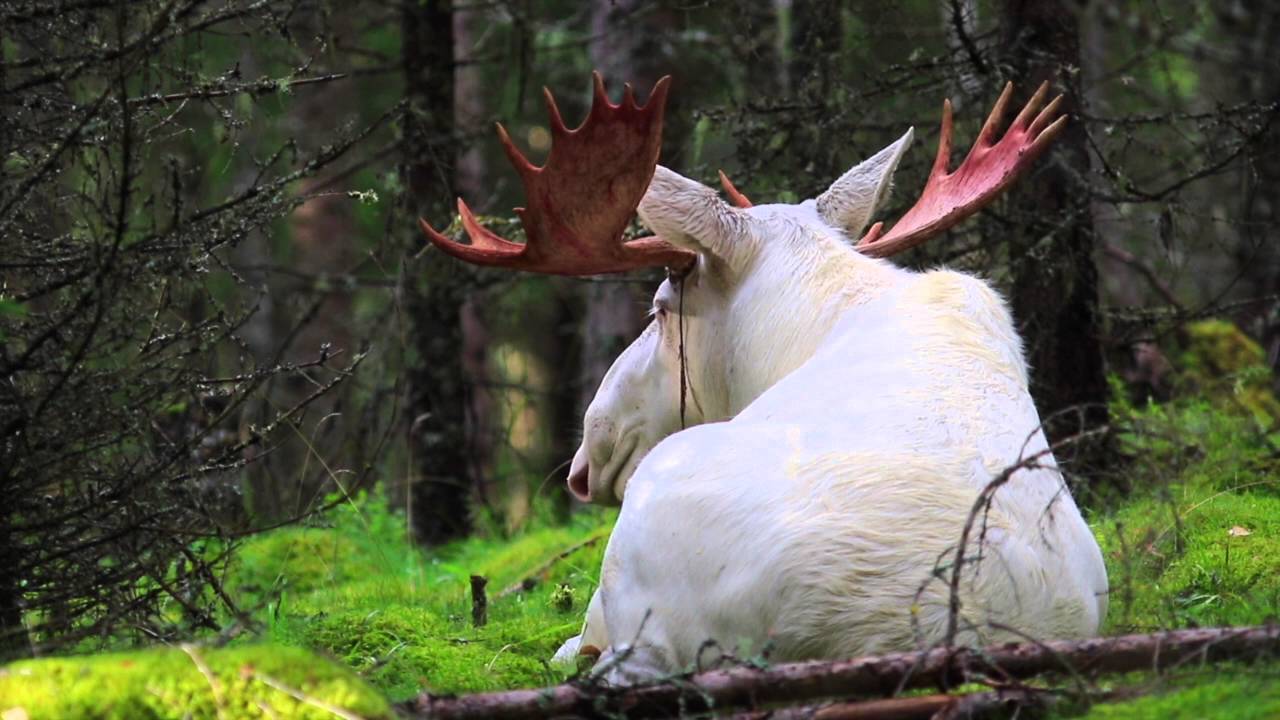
[421,73,1066,504]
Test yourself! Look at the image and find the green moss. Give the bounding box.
[245,504,614,700]
[1059,667,1280,719]
[1100,366,1280,631]
[0,645,391,720]
[228,528,367,601]
[1098,488,1280,631]
[1178,319,1280,429]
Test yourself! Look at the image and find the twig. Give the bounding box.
[254,672,365,720]
[471,575,488,628]
[727,688,1049,719]
[127,73,348,106]
[180,644,228,720]
[1102,242,1183,310]
[495,531,609,599]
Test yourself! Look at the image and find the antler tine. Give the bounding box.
[931,98,955,176]
[1010,82,1050,130]
[419,72,694,276]
[972,82,1014,150]
[543,84,570,138]
[718,170,754,208]
[495,122,537,181]
[856,82,1068,259]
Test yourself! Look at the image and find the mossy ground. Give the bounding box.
[1051,322,1280,718]
[0,644,393,719]
[227,500,614,701]
[5,322,1280,718]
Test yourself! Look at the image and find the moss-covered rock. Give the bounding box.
[0,645,392,720]
[1178,319,1280,429]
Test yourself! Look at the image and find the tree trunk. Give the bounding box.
[0,36,31,663]
[998,0,1110,477]
[402,0,473,544]
[577,1,672,419]
[789,0,843,182]
[1216,4,1280,372]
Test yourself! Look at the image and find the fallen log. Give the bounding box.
[411,625,1280,719]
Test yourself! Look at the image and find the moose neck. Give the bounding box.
[721,236,905,416]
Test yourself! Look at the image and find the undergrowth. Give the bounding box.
[1056,322,1280,718]
[4,319,1279,718]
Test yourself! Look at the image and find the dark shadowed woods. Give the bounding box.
[1,0,1277,694]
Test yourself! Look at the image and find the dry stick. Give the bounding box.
[726,688,1048,720]
[412,625,1280,720]
[1101,242,1183,310]
[180,644,228,720]
[470,576,489,628]
[470,575,488,628]
[494,532,609,599]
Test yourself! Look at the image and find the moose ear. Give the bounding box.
[816,128,914,238]
[638,166,748,272]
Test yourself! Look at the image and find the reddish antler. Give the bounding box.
[419,73,695,275]
[718,170,753,209]
[855,81,1066,258]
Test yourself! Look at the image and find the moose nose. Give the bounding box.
[567,445,591,502]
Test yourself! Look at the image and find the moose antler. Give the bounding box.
[718,170,753,209]
[855,81,1066,258]
[419,73,695,275]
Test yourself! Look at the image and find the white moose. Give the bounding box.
[422,74,1108,682]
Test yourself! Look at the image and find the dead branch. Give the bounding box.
[470,575,488,628]
[1101,242,1183,310]
[411,625,1280,719]
[495,532,609,599]
[725,689,1040,719]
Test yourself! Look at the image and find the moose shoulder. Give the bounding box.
[421,74,1108,682]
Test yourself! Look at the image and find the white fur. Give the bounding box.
[557,141,1108,681]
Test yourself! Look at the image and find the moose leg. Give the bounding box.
[551,586,609,664]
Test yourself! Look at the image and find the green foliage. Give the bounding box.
[1177,320,1280,429]
[1098,323,1280,632]
[224,493,613,700]
[0,645,392,720]
[1063,667,1280,719]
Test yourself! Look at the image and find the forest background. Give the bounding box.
[2,0,1279,717]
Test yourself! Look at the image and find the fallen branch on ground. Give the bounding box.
[494,531,609,599]
[726,688,1050,720]
[411,624,1280,719]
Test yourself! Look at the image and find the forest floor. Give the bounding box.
[4,319,1280,719]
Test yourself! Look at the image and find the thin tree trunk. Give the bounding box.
[452,4,496,509]
[578,1,671,420]
[998,0,1110,476]
[789,0,843,182]
[1216,5,1280,372]
[0,527,28,662]
[0,31,31,663]
[402,0,473,544]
